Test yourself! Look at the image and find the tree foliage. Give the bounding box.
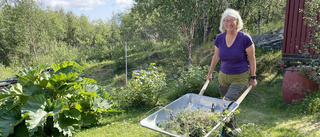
[0,0,122,67]
[130,0,286,65]
[0,0,286,67]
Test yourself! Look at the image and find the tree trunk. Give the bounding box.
[225,0,229,9]
[266,0,271,23]
[187,40,192,66]
[174,0,198,66]
[258,11,261,34]
[203,0,208,43]
[187,16,198,66]
[30,39,37,60]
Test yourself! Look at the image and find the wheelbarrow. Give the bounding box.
[140,80,252,137]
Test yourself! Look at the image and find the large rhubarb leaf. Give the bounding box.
[48,72,80,93]
[83,83,105,98]
[81,112,98,127]
[63,109,81,120]
[51,99,69,118]
[0,85,29,109]
[0,83,23,99]
[18,67,38,86]
[18,65,47,86]
[10,120,29,137]
[92,97,113,112]
[38,71,51,88]
[52,61,83,74]
[0,97,14,115]
[0,108,21,137]
[54,113,80,137]
[21,94,53,136]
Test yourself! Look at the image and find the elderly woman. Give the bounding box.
[206,8,257,136]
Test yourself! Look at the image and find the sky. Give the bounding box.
[40,0,135,21]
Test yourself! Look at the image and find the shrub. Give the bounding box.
[113,63,167,108]
[78,45,112,62]
[173,65,218,97]
[300,91,320,113]
[296,0,320,114]
[0,61,118,137]
[298,0,320,84]
[32,42,80,67]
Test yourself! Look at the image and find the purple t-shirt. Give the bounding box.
[214,31,253,74]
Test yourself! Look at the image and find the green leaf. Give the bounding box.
[21,94,52,136]
[82,83,100,94]
[81,113,98,127]
[80,88,99,98]
[17,67,37,86]
[17,65,51,87]
[38,72,51,88]
[52,61,83,75]
[0,108,21,137]
[92,97,113,112]
[22,85,38,96]
[49,72,81,92]
[74,103,82,112]
[0,83,23,99]
[0,97,14,115]
[83,77,97,84]
[50,99,69,118]
[10,120,29,137]
[63,109,81,120]
[54,113,80,137]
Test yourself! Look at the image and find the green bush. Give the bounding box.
[30,42,80,67]
[173,65,218,97]
[112,64,167,108]
[78,45,112,62]
[300,91,320,113]
[0,61,118,137]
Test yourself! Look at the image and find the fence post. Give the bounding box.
[125,41,128,85]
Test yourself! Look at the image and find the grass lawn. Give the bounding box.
[73,49,320,137]
[73,70,320,137]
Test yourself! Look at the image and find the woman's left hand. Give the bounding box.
[249,79,257,87]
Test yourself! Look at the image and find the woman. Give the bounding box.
[206,8,257,136]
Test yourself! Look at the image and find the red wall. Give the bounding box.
[282,0,319,55]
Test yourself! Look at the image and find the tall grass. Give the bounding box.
[0,64,18,80]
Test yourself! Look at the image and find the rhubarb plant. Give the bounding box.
[0,61,117,137]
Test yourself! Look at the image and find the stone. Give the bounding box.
[252,33,283,50]
[148,52,165,60]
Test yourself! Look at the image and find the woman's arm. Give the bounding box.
[207,46,220,81]
[246,44,257,87]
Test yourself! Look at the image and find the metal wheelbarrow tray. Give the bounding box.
[140,93,239,136]
[140,80,252,137]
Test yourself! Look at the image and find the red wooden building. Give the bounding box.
[281,0,319,104]
[282,0,320,65]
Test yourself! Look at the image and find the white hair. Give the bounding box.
[219,8,244,33]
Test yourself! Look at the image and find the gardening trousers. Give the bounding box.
[218,70,249,136]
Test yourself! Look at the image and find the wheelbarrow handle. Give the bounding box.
[199,79,210,95]
[235,85,252,105]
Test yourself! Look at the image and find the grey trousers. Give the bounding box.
[218,83,246,133]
